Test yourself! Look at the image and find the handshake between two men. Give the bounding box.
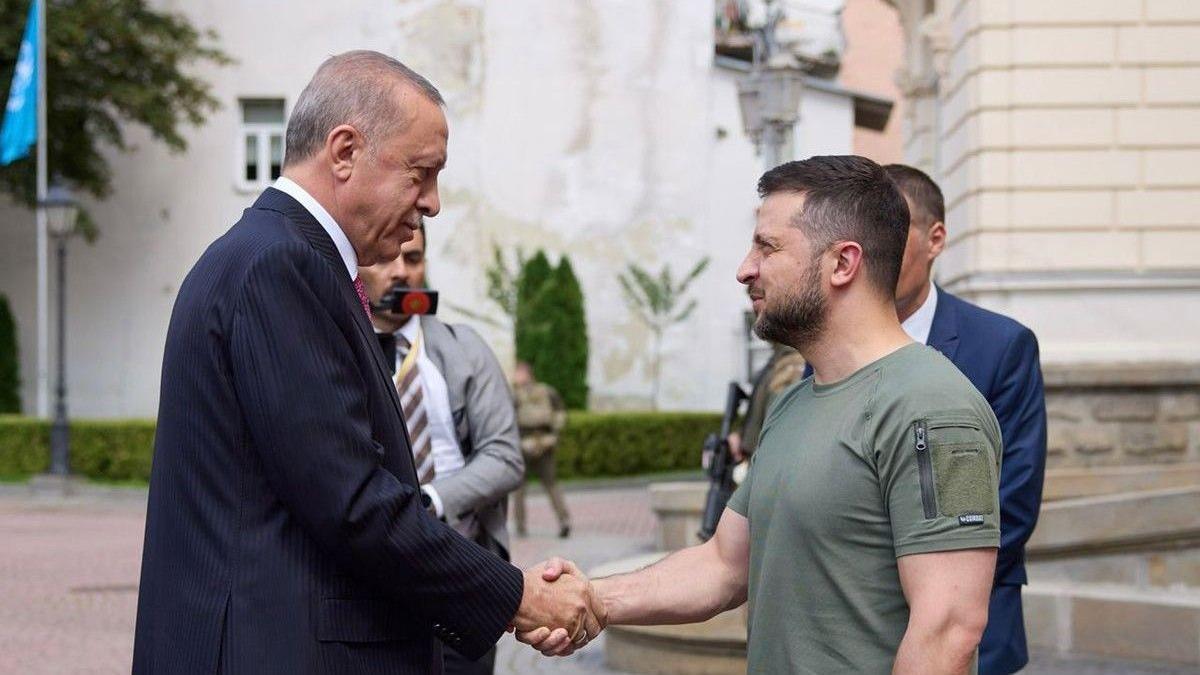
[511,558,607,657]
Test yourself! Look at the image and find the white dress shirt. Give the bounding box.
[902,282,939,345]
[272,177,358,279]
[396,316,465,518]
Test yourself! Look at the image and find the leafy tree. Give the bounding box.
[618,257,710,409]
[514,250,554,368]
[0,0,232,238]
[455,247,590,409]
[542,257,588,409]
[0,294,19,413]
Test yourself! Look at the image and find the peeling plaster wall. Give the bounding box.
[0,0,858,416]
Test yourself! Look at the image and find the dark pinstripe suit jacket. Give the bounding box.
[132,188,524,675]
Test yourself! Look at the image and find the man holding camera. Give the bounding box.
[359,222,525,675]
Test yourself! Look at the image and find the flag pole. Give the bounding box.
[35,0,48,417]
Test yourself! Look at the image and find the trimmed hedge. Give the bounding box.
[0,412,721,482]
[555,411,721,480]
[0,416,156,480]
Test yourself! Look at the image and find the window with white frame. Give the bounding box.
[238,98,286,190]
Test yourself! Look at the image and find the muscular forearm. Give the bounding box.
[593,542,746,626]
[892,614,984,674]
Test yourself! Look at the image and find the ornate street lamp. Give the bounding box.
[40,183,79,482]
[735,0,806,171]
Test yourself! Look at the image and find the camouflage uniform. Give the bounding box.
[511,380,571,536]
[739,343,807,457]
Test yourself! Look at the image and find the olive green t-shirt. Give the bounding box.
[727,343,1002,674]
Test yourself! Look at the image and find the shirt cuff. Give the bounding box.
[421,484,445,519]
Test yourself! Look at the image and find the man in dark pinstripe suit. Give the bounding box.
[132,51,603,675]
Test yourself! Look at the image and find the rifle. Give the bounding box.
[697,381,749,542]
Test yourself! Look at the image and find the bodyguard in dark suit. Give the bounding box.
[886,164,1048,675]
[132,51,603,675]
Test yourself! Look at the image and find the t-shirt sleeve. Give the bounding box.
[876,407,1002,558]
[726,455,753,517]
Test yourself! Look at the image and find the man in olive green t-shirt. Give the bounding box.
[517,156,1001,675]
[726,342,1000,672]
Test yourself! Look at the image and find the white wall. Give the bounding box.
[0,0,858,416]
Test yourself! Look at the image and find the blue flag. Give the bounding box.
[0,0,39,165]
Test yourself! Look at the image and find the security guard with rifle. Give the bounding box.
[700,342,806,541]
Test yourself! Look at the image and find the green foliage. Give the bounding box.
[455,246,591,408]
[0,413,719,482]
[617,257,710,408]
[484,243,526,322]
[0,416,155,480]
[514,251,590,409]
[0,0,232,238]
[541,257,588,409]
[0,415,45,474]
[556,411,721,479]
[69,419,157,479]
[514,250,554,366]
[0,295,18,413]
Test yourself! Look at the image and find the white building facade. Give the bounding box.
[0,0,884,416]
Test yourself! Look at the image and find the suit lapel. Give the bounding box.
[927,285,960,361]
[421,316,467,416]
[253,188,419,484]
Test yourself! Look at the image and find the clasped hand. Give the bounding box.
[510,558,606,657]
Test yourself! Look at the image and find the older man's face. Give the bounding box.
[343,86,447,266]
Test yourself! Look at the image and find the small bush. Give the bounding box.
[542,257,589,409]
[515,250,554,368]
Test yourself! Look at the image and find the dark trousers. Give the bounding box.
[443,644,495,675]
[980,583,1028,675]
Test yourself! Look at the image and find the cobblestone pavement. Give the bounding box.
[0,483,1194,675]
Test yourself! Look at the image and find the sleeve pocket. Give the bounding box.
[926,415,996,518]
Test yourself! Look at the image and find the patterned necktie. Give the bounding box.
[353,276,373,320]
[396,333,435,484]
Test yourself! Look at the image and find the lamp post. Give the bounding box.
[735,1,806,171]
[41,183,79,481]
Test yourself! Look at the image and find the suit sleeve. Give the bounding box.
[428,326,525,522]
[990,327,1048,584]
[228,244,522,658]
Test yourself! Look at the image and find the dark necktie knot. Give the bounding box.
[377,333,397,373]
[375,332,413,374]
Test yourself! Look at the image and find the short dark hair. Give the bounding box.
[883,164,944,227]
[757,155,910,297]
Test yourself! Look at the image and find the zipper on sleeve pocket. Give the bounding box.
[914,420,937,519]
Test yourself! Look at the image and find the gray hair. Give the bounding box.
[284,50,444,167]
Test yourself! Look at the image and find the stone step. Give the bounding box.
[1025,581,1200,666]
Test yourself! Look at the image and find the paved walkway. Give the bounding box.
[0,482,1193,674]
